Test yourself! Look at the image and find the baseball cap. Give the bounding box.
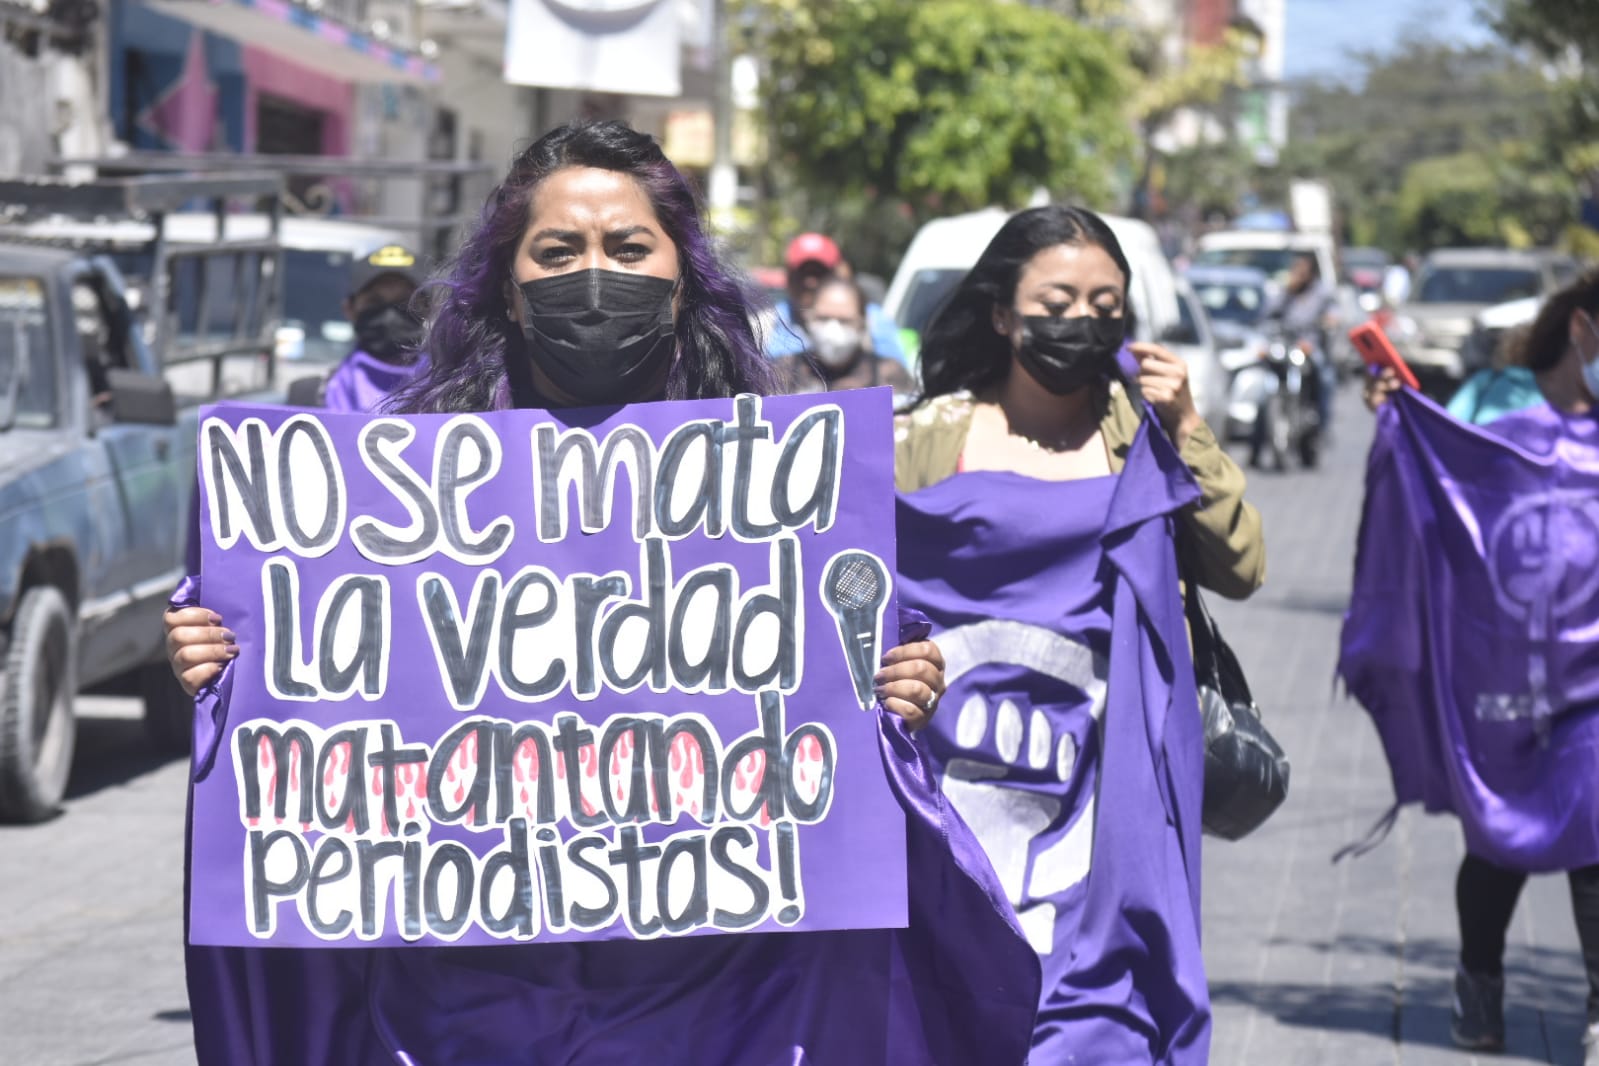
[784,233,842,271]
[349,244,422,295]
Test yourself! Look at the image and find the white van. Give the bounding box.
[882,207,1184,370]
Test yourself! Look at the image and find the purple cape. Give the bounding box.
[174,383,1043,1064]
[897,417,1211,1064]
[322,349,427,414]
[1339,391,1599,872]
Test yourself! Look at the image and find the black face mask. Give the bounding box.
[1014,314,1126,395]
[517,269,676,404]
[353,303,424,363]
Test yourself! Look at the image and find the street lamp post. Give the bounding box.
[707,0,737,232]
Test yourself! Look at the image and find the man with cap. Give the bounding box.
[320,244,427,413]
[764,233,906,366]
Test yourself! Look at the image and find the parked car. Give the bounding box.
[0,174,283,821]
[1456,295,1542,382]
[1389,248,1579,397]
[1169,276,1229,438]
[882,207,1183,373]
[1341,246,1392,313]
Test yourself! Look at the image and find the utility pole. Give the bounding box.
[707,0,738,232]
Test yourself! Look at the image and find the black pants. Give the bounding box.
[1457,853,1599,1022]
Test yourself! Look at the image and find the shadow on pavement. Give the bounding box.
[65,703,184,801]
[1213,934,1588,1055]
[1267,590,1351,616]
[1211,979,1398,1043]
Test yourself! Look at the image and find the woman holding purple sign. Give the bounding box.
[1357,270,1599,1059]
[895,205,1266,1063]
[163,120,1041,1065]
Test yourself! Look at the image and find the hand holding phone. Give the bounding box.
[1349,320,1420,391]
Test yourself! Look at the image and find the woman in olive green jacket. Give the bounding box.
[892,204,1264,1063]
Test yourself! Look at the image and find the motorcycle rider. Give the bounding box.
[1263,251,1337,448]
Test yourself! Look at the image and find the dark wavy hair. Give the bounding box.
[916,205,1132,402]
[389,120,776,414]
[1518,267,1599,373]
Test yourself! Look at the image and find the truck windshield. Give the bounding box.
[282,248,359,364]
[1416,266,1540,305]
[1194,247,1298,285]
[1193,280,1267,326]
[897,269,969,334]
[0,277,54,430]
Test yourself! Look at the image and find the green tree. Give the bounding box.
[1279,37,1563,251]
[744,0,1134,221]
[1480,0,1599,251]
[1393,153,1503,249]
[1482,0,1599,62]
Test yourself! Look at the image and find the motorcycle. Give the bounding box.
[1222,327,1322,471]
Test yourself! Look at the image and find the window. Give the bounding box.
[281,248,358,365]
[1194,282,1266,326]
[897,269,969,334]
[0,277,58,429]
[1194,247,1297,284]
[1416,267,1540,305]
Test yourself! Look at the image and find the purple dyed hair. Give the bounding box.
[389,120,777,415]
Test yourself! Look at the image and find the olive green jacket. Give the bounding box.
[893,383,1266,600]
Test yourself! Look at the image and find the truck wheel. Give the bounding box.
[0,586,77,823]
[141,662,193,755]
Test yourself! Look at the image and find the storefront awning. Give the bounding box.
[142,0,440,85]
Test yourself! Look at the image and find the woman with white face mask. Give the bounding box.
[778,277,915,397]
[1364,268,1599,1058]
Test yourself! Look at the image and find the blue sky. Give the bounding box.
[1284,0,1497,81]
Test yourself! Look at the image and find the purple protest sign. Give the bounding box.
[189,390,906,948]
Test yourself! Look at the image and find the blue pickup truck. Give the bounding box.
[0,174,283,821]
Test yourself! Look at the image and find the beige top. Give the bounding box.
[893,382,1266,600]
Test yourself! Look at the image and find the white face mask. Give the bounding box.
[1582,313,1599,402]
[810,319,863,369]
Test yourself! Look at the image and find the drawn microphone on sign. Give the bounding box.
[820,551,891,710]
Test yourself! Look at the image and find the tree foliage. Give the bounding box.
[743,0,1134,219]
[1279,38,1574,251]
[1133,30,1252,129]
[1482,0,1599,62]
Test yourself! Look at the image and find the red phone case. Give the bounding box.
[1348,321,1420,390]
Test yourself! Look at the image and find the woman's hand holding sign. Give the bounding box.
[166,606,237,697]
[875,640,945,732]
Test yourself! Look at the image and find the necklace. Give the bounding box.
[1008,427,1075,452]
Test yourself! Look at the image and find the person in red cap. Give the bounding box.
[765,233,906,365]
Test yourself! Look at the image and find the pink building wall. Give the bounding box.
[241,46,354,155]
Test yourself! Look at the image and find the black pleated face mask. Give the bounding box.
[515,268,676,404]
[353,303,424,363]
[1014,314,1126,395]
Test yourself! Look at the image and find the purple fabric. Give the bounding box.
[176,573,1039,1064]
[190,394,907,948]
[1116,343,1140,382]
[1339,391,1599,873]
[897,420,1211,1064]
[173,386,1042,1061]
[323,350,427,414]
